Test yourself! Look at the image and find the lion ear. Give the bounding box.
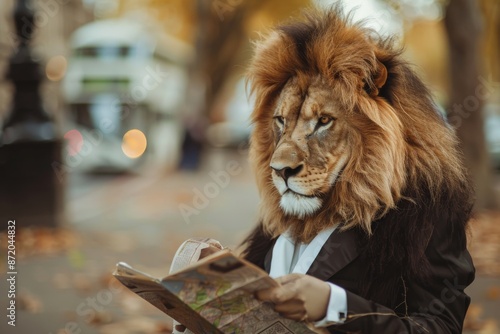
[373,59,388,91]
[364,59,387,97]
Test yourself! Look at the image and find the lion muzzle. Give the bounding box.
[270,142,305,183]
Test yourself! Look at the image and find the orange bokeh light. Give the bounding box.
[122,129,147,159]
[46,55,67,82]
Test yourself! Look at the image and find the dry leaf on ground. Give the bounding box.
[469,212,500,276]
[486,286,500,300]
[17,291,42,313]
[0,227,80,258]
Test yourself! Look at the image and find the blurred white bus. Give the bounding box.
[62,19,191,172]
[485,103,500,170]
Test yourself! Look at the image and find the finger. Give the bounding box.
[256,286,290,303]
[275,274,303,285]
[278,310,308,322]
[274,300,305,314]
[257,285,297,303]
[256,287,279,302]
[272,280,301,303]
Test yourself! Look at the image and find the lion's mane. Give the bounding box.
[244,7,473,290]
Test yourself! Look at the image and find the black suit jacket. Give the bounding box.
[251,218,475,334]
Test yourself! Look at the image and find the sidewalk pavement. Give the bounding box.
[0,148,499,334]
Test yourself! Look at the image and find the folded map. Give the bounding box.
[113,238,324,334]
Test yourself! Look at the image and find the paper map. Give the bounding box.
[113,242,322,334]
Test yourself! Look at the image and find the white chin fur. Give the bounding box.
[280,192,322,218]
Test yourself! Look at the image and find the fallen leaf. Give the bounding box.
[155,322,173,333]
[17,292,42,313]
[67,248,86,269]
[88,310,114,326]
[479,319,499,334]
[464,303,483,330]
[468,212,500,276]
[72,273,93,294]
[0,227,80,259]
[486,286,500,301]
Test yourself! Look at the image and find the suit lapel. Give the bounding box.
[263,228,361,280]
[306,228,361,281]
[263,238,276,273]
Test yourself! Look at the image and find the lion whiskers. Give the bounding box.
[327,152,349,186]
[272,173,288,195]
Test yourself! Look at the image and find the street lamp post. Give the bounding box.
[0,0,65,228]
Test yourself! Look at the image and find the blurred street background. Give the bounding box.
[0,0,499,333]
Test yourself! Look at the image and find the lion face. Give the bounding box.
[247,9,467,242]
[270,76,351,218]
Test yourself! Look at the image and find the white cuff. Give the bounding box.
[314,283,347,327]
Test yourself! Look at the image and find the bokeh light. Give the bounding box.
[64,129,84,156]
[45,55,68,81]
[122,129,147,159]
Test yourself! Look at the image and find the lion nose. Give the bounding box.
[271,164,303,182]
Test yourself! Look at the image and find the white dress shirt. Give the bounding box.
[269,226,347,326]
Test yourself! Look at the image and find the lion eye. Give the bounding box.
[274,116,285,126]
[318,116,333,126]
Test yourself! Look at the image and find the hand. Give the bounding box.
[256,274,331,322]
[172,240,223,333]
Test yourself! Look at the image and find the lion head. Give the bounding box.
[247,8,472,243]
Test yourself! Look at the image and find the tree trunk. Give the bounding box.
[444,0,497,209]
[179,0,263,169]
